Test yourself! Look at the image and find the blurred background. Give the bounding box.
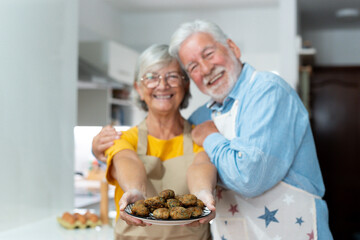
[0,0,359,239]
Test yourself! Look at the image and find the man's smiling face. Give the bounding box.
[179,32,242,103]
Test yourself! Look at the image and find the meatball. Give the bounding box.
[170,207,191,220]
[166,198,182,208]
[175,195,182,201]
[196,199,205,209]
[188,206,203,217]
[152,208,170,220]
[179,194,197,207]
[134,199,145,206]
[131,203,150,217]
[144,196,166,210]
[159,189,175,199]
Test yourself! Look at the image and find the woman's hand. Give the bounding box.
[119,189,151,227]
[186,151,217,227]
[92,125,121,162]
[185,189,216,227]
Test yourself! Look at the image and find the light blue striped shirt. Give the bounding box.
[188,63,333,239]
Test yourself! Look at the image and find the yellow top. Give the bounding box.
[105,125,204,217]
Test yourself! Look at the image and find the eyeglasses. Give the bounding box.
[141,71,185,89]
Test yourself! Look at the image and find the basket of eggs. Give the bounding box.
[57,210,101,229]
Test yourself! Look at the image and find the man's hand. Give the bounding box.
[92,125,121,162]
[191,121,219,146]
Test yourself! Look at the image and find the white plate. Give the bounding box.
[125,204,211,226]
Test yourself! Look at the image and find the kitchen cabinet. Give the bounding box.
[77,83,133,126]
[79,41,138,86]
[77,41,141,127]
[77,58,136,126]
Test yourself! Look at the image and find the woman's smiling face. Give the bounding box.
[135,60,188,115]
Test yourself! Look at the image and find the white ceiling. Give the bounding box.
[105,0,278,11]
[104,0,360,29]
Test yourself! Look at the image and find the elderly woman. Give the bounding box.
[103,44,216,240]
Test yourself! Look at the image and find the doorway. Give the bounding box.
[310,66,360,239]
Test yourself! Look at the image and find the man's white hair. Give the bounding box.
[169,19,229,66]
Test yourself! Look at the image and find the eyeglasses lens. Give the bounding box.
[142,72,183,88]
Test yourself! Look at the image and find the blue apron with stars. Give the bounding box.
[210,72,319,240]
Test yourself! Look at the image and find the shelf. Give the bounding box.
[110,98,132,106]
[299,48,316,55]
[78,79,127,90]
[78,80,108,89]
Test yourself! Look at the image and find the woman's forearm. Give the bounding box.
[187,151,217,195]
[111,149,147,195]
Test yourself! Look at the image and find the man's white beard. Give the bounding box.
[204,52,242,103]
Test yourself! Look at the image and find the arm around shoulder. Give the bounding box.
[92,125,121,162]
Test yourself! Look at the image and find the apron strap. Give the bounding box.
[137,119,193,155]
[137,119,193,156]
[183,120,193,155]
[137,119,148,155]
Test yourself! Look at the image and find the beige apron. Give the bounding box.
[115,120,211,240]
[210,71,319,239]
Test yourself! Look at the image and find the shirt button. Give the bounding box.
[238,152,242,157]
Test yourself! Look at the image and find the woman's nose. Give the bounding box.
[156,76,170,89]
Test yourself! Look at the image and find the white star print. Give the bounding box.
[282,194,294,205]
[309,206,315,216]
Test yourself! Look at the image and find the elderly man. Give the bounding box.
[92,20,332,239]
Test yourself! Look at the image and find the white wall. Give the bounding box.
[79,0,301,118]
[279,0,298,89]
[0,0,77,231]
[303,28,360,66]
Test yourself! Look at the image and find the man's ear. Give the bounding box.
[134,82,144,100]
[227,39,241,59]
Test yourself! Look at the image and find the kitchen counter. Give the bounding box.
[0,216,114,240]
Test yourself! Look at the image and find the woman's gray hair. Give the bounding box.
[134,44,191,111]
[169,19,229,65]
